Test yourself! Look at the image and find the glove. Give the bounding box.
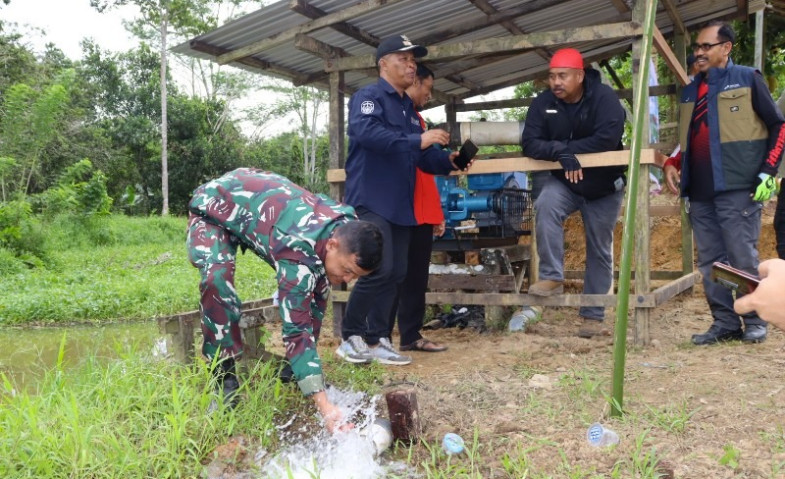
[751,173,777,202]
[557,153,581,172]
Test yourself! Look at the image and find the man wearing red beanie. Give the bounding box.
[521,47,626,338]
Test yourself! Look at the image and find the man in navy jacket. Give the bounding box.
[338,35,464,365]
[522,48,626,338]
[663,21,784,345]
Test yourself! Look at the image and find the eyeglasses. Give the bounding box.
[691,41,728,52]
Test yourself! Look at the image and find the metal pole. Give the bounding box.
[611,0,658,418]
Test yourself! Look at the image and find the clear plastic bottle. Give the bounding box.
[508,306,539,332]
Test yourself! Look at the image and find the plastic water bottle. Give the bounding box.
[586,423,619,447]
[442,433,465,455]
[508,306,539,332]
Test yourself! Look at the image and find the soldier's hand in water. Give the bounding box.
[313,391,353,433]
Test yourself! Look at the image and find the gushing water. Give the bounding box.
[260,386,414,479]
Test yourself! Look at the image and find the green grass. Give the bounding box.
[0,215,276,325]
[0,336,288,478]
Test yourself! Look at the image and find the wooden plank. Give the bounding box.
[661,0,687,36]
[652,26,690,87]
[451,85,676,112]
[218,0,405,65]
[332,290,638,307]
[290,0,380,47]
[327,149,657,183]
[652,272,700,306]
[294,33,349,59]
[416,1,564,47]
[427,274,517,292]
[564,270,685,281]
[326,22,642,72]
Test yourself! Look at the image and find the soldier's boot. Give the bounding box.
[208,357,240,413]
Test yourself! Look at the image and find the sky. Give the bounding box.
[2,0,513,135]
[3,0,140,59]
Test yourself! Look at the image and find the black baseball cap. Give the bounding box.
[376,35,427,62]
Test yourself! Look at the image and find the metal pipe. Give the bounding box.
[457,121,523,146]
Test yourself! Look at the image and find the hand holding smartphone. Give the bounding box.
[710,262,760,294]
[454,139,478,170]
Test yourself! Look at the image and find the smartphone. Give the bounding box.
[710,262,759,294]
[454,139,479,170]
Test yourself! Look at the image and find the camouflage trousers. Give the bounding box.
[186,213,244,360]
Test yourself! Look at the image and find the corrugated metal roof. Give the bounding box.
[173,0,752,101]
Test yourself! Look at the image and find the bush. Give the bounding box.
[0,199,50,266]
[0,247,25,276]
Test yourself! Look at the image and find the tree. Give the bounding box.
[90,0,235,215]
[257,81,328,192]
[0,71,73,200]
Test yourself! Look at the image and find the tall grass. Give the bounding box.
[0,333,297,478]
[0,215,276,325]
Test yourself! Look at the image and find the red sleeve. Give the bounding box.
[664,151,681,172]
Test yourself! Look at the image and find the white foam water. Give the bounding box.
[260,386,414,479]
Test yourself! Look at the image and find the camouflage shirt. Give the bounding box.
[188,168,356,396]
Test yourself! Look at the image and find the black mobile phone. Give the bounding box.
[710,262,760,294]
[454,139,479,170]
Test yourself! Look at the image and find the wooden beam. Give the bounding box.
[326,22,642,72]
[290,0,381,47]
[652,26,690,86]
[609,0,631,13]
[327,149,657,183]
[451,84,676,112]
[190,40,330,89]
[331,289,626,307]
[651,272,700,306]
[415,0,565,47]
[294,33,349,59]
[453,44,635,101]
[467,0,554,62]
[217,0,404,65]
[661,0,687,36]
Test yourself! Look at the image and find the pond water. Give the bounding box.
[0,321,164,392]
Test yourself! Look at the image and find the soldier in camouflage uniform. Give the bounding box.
[187,168,383,432]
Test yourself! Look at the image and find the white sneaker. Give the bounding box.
[369,338,412,365]
[336,335,373,363]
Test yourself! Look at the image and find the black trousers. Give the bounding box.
[775,186,785,260]
[388,223,433,346]
[342,207,410,345]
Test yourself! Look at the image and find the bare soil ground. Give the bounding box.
[231,197,785,478]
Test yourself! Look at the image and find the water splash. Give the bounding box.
[260,386,414,479]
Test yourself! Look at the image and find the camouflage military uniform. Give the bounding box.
[186,168,356,396]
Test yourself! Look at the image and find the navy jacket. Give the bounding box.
[521,68,626,200]
[345,78,455,225]
[677,60,785,195]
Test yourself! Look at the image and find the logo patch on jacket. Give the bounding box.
[361,101,375,114]
[730,105,740,112]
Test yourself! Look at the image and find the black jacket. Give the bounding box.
[521,68,626,200]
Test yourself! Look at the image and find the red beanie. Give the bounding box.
[549,48,584,69]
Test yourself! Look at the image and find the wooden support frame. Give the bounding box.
[157,298,279,363]
[326,147,698,341]
[325,22,642,72]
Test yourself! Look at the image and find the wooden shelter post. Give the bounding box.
[672,28,695,281]
[329,70,347,337]
[631,0,652,346]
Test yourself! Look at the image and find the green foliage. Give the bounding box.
[0,214,274,324]
[0,70,74,197]
[34,159,113,217]
[0,199,48,268]
[0,349,285,478]
[718,443,741,469]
